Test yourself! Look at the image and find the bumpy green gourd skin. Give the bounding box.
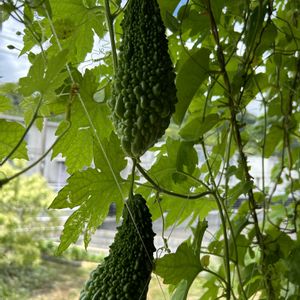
[110,0,177,158]
[79,194,155,300]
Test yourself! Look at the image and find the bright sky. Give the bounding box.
[0,17,30,83]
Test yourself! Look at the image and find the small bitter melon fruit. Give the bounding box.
[79,194,155,300]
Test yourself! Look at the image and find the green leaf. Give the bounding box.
[0,3,11,24]
[165,195,216,229]
[155,242,200,285]
[52,69,113,172]
[146,139,215,226]
[49,167,127,252]
[93,133,127,177]
[52,119,93,173]
[19,50,69,97]
[93,132,127,219]
[244,5,266,52]
[0,120,28,161]
[149,138,198,190]
[181,8,210,38]
[242,263,264,298]
[19,54,45,96]
[210,0,225,24]
[19,19,43,55]
[0,95,12,112]
[20,92,68,131]
[44,49,69,85]
[158,0,180,19]
[264,125,282,157]
[200,279,220,300]
[174,48,210,124]
[179,113,220,141]
[228,181,253,206]
[256,22,278,55]
[164,11,180,33]
[50,131,126,252]
[171,280,189,300]
[155,220,207,300]
[50,0,105,61]
[286,246,300,285]
[176,141,198,176]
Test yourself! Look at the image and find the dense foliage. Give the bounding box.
[0,0,300,299]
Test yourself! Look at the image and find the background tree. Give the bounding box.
[0,161,58,267]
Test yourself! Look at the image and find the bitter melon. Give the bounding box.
[79,194,155,300]
[110,0,177,158]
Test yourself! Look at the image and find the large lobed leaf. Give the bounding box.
[50,0,105,61]
[51,69,113,173]
[155,220,207,300]
[50,132,128,252]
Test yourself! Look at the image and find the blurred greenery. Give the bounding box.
[0,260,94,300]
[0,259,203,300]
[0,161,58,268]
[38,240,105,263]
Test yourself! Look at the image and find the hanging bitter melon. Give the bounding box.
[110,0,177,158]
[79,194,155,300]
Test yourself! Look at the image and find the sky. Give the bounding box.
[0,17,30,83]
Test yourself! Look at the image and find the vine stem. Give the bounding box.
[156,195,170,254]
[214,195,232,299]
[0,95,43,166]
[203,267,226,284]
[129,158,137,199]
[253,77,268,233]
[104,0,118,73]
[136,164,213,200]
[205,0,277,297]
[219,126,247,299]
[200,142,232,300]
[0,122,70,188]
